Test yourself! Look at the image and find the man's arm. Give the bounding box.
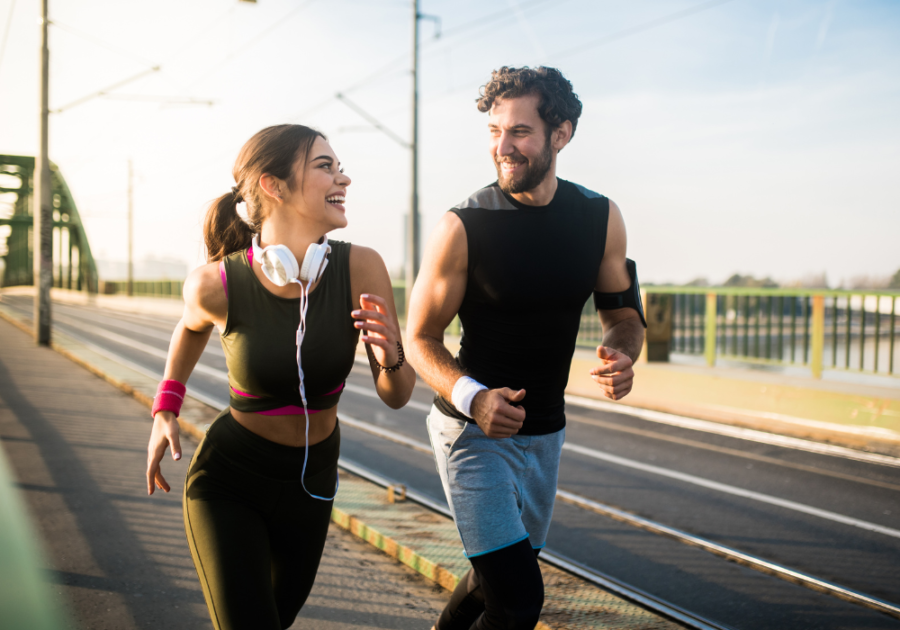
[407,212,526,438]
[591,200,645,400]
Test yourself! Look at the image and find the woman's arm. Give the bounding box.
[146,262,226,495]
[349,245,416,409]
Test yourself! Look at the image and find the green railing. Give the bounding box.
[99,279,184,298]
[608,287,899,378]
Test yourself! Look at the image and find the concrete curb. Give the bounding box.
[568,387,900,457]
[330,507,461,593]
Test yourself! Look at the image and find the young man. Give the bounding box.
[407,66,646,630]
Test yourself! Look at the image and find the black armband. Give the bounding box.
[593,258,647,328]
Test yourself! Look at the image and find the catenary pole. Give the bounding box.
[34,0,51,345]
[405,0,420,318]
[127,158,133,297]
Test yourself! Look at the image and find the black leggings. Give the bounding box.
[183,410,339,630]
[437,539,544,630]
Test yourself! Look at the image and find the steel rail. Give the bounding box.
[336,459,734,630]
[555,490,900,621]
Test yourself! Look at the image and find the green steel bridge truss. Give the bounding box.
[0,155,98,292]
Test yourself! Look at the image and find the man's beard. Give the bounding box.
[495,134,553,195]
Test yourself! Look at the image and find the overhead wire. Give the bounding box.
[183,0,320,91]
[553,0,739,60]
[284,0,566,124]
[45,6,232,181]
[158,4,236,66]
[433,0,561,43]
[417,0,742,108]
[49,19,159,68]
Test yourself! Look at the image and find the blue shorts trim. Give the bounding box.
[464,533,530,559]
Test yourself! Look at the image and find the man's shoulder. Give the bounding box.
[451,182,516,211]
[561,179,606,202]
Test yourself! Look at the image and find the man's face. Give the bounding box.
[488,94,554,195]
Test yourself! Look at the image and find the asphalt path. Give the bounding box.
[5,294,900,630]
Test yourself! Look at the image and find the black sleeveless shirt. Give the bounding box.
[434,179,609,435]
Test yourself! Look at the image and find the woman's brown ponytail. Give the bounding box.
[203,192,255,263]
[202,124,325,263]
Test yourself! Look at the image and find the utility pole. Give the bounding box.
[405,0,420,318]
[33,0,51,345]
[127,159,133,297]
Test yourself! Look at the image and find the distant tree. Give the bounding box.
[846,274,889,290]
[890,269,900,290]
[684,277,709,287]
[723,273,779,288]
[792,272,829,289]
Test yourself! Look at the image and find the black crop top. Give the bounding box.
[220,240,360,414]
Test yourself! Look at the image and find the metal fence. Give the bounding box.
[575,287,899,379]
[96,280,897,379]
[99,280,184,298]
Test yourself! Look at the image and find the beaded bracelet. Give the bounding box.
[374,342,405,373]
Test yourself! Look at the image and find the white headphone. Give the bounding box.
[251,235,331,287]
[249,233,336,501]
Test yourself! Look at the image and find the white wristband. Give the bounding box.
[451,376,488,419]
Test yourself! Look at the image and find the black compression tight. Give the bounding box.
[437,539,544,630]
[183,411,339,630]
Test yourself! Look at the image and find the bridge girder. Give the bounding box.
[0,155,98,292]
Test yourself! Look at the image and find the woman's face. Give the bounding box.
[286,136,351,232]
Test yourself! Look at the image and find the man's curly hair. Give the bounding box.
[477,66,583,138]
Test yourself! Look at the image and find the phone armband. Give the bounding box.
[593,258,647,328]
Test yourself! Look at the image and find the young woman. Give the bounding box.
[145,124,415,630]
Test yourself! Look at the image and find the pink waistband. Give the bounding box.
[256,405,319,416]
[230,382,344,416]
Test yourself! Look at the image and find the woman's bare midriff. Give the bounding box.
[230,406,339,447]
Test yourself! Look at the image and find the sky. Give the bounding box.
[0,0,898,286]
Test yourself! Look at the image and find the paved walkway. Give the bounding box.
[0,318,448,629]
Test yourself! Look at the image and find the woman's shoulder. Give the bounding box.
[346,243,386,272]
[183,261,227,326]
[347,243,391,293]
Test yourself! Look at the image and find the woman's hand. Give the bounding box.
[146,411,183,495]
[352,293,402,368]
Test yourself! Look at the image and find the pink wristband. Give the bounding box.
[152,379,186,419]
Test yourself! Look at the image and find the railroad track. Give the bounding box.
[3,295,899,629]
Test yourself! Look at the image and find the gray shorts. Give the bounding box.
[427,404,564,558]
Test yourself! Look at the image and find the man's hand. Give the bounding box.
[470,388,526,438]
[590,346,635,401]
